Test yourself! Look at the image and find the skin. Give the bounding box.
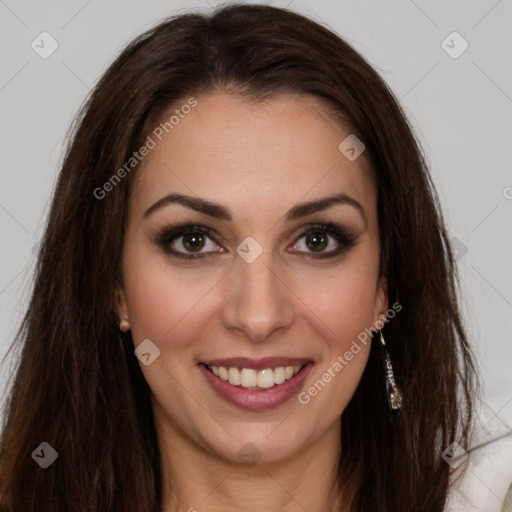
[115,91,388,512]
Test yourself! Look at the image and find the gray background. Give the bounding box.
[1,0,511,438]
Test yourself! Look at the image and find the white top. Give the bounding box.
[445,404,512,512]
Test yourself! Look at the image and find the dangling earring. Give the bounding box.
[119,319,130,332]
[379,330,403,412]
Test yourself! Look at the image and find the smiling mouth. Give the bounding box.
[202,363,306,390]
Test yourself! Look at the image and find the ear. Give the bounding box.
[373,275,389,325]
[114,282,130,332]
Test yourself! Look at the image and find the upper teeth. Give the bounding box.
[208,365,303,389]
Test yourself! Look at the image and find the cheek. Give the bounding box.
[122,246,223,343]
[296,272,375,386]
[302,275,376,330]
[124,236,380,350]
[292,259,380,345]
[293,267,376,421]
[289,253,378,405]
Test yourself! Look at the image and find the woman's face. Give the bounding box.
[116,91,387,465]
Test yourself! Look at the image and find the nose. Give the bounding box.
[221,248,295,344]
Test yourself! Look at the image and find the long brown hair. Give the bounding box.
[0,4,478,511]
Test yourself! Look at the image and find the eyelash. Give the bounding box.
[154,222,358,261]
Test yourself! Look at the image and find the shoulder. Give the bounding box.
[502,484,512,512]
[444,408,512,512]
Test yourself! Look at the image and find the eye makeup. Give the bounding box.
[152,221,359,261]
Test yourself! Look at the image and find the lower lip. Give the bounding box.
[199,362,314,411]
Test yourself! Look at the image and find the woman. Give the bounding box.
[0,4,479,511]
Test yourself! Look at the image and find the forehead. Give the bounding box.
[131,91,375,221]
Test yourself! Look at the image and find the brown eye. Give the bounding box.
[155,224,224,260]
[305,232,328,252]
[182,233,206,252]
[291,223,358,259]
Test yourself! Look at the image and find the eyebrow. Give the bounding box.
[144,192,366,224]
